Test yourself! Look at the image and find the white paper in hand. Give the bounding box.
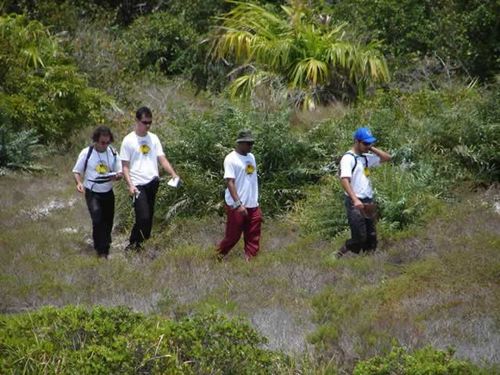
[94,172,117,180]
[167,176,180,188]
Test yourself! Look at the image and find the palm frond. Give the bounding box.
[229,70,278,99]
[291,58,328,87]
[211,0,390,107]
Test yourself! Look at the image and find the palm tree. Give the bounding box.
[211,0,389,109]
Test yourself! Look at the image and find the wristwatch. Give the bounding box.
[232,200,242,209]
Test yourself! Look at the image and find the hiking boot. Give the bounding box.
[335,244,349,259]
[215,252,225,262]
[125,242,143,252]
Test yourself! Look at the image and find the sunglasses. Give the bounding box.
[98,140,111,145]
[361,141,373,146]
[139,119,152,125]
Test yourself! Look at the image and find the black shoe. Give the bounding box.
[335,244,349,259]
[215,252,225,262]
[125,242,143,252]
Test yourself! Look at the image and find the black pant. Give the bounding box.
[344,196,377,253]
[85,189,115,256]
[130,178,160,245]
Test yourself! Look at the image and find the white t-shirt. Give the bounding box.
[224,150,259,208]
[73,146,121,193]
[340,151,381,199]
[120,131,165,186]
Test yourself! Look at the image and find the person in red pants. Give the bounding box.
[217,130,262,261]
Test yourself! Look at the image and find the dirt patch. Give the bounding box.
[21,198,78,220]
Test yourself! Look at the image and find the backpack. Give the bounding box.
[83,145,117,174]
[338,151,368,176]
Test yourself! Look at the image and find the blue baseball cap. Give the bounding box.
[353,127,376,144]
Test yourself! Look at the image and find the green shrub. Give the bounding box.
[353,346,487,375]
[328,0,499,81]
[0,305,288,374]
[0,111,40,170]
[0,14,112,144]
[122,12,199,76]
[2,0,86,33]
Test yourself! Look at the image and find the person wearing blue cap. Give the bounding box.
[336,127,391,257]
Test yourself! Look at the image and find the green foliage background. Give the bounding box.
[326,0,499,82]
[0,14,112,144]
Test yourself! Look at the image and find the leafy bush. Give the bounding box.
[0,14,112,144]
[122,12,199,76]
[353,346,487,375]
[0,111,40,170]
[1,0,94,33]
[0,305,288,374]
[327,0,499,81]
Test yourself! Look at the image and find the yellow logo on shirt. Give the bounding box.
[139,144,150,154]
[364,167,370,177]
[245,163,255,175]
[96,163,109,174]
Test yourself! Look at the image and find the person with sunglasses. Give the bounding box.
[336,127,391,258]
[120,106,179,250]
[73,126,122,258]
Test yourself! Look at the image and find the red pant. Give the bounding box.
[218,205,262,257]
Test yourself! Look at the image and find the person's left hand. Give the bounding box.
[112,172,123,181]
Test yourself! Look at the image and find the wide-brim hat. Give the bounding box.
[236,130,255,143]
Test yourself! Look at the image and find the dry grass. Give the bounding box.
[0,163,333,354]
[290,102,349,130]
[1,161,499,369]
[311,189,500,371]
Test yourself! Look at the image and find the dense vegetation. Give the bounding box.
[0,306,287,374]
[0,0,498,373]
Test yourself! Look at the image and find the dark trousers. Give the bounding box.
[130,178,159,245]
[218,205,262,258]
[344,196,377,253]
[85,189,115,256]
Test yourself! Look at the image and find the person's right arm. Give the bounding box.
[122,161,138,196]
[120,139,138,196]
[226,178,247,216]
[340,177,364,210]
[339,154,363,210]
[74,173,84,193]
[72,149,86,194]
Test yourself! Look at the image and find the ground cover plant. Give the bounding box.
[353,346,488,375]
[0,305,288,374]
